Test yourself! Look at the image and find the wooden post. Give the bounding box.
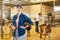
[10,0,11,22]
[0,0,3,38]
[41,0,42,14]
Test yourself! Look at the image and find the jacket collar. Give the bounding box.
[16,13,23,17]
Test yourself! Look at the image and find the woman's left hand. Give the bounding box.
[20,26,26,29]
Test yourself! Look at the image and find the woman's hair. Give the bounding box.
[17,5,22,8]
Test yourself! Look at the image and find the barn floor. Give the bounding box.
[0,24,60,40]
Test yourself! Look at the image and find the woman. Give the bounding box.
[12,5,33,40]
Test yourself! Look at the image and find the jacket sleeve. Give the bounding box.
[24,15,33,25]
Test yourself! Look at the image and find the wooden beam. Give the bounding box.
[0,0,4,38]
[3,0,59,6]
[0,0,2,8]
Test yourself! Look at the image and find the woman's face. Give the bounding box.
[17,7,22,13]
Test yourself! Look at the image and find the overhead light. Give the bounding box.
[54,6,60,12]
[30,0,35,2]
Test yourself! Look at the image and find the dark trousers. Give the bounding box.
[51,19,55,26]
[35,21,39,32]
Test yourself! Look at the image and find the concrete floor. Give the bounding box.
[0,25,60,40]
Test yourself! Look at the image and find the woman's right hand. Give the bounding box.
[20,26,26,29]
[11,26,16,30]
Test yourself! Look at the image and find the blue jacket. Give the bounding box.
[12,13,33,36]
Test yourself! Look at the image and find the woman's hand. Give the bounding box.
[20,25,29,29]
[11,26,16,30]
[25,25,29,28]
[20,26,26,29]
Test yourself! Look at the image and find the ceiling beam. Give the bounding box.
[4,0,60,7]
[21,1,53,6]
